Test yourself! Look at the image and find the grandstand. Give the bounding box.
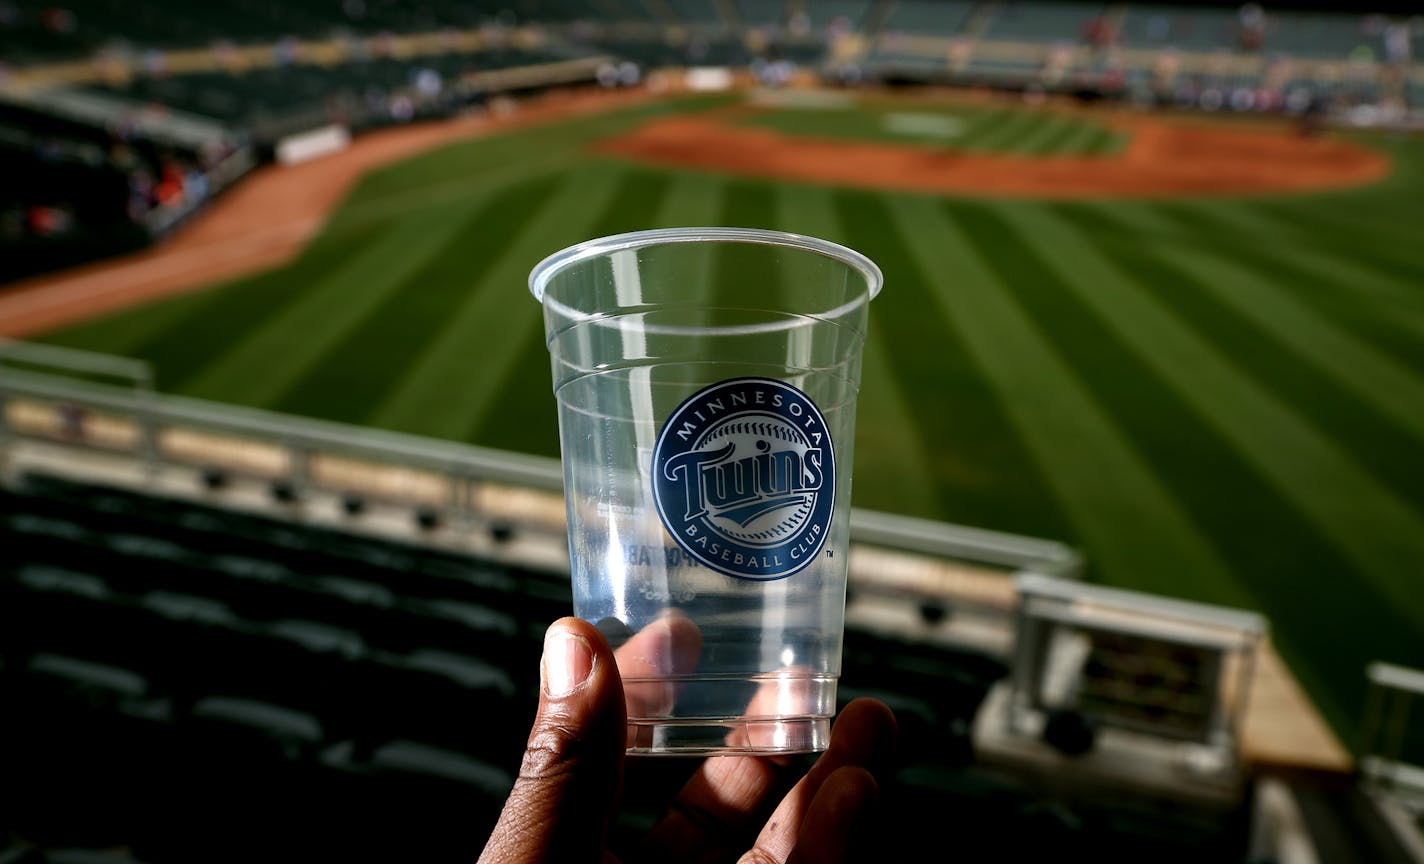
[0,334,1417,859]
[1,0,1416,277]
[0,344,1360,861]
[3,1,1423,862]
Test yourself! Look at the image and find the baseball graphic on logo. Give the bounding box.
[652,377,835,581]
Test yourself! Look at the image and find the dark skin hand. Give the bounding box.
[479,617,898,864]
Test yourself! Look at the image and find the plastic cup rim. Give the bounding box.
[527,227,884,304]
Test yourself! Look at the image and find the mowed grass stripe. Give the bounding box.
[1043,119,1102,155]
[40,288,217,358]
[832,190,1067,536]
[342,94,733,206]
[952,201,1417,736]
[718,177,780,231]
[952,109,1026,151]
[946,108,1014,147]
[773,183,944,518]
[947,200,1256,606]
[179,194,490,407]
[1164,200,1424,356]
[268,173,565,424]
[125,217,391,392]
[1152,237,1424,446]
[1005,115,1072,156]
[747,103,1006,150]
[1043,113,1123,156]
[1080,124,1123,155]
[652,170,729,227]
[994,203,1424,631]
[1122,198,1424,436]
[963,109,1044,152]
[312,152,578,251]
[637,169,734,311]
[713,178,783,310]
[1248,172,1424,251]
[1247,196,1424,290]
[1065,201,1424,514]
[890,195,1235,590]
[1107,198,1424,374]
[470,169,676,454]
[1183,195,1424,314]
[894,195,1241,589]
[370,164,629,440]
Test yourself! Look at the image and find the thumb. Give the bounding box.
[479,617,627,864]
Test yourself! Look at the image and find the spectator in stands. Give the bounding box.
[1384,19,1412,67]
[1296,88,1327,137]
[0,207,22,240]
[126,166,155,220]
[1082,14,1116,53]
[1238,3,1265,52]
[479,617,897,864]
[56,401,87,440]
[1150,50,1181,107]
[154,159,185,207]
[39,6,76,35]
[26,202,73,236]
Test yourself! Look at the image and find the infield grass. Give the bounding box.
[739,96,1128,154]
[39,94,1424,744]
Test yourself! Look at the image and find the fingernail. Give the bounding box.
[544,630,592,697]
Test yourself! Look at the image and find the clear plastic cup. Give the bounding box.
[529,227,881,755]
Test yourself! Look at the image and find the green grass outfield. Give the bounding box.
[41,94,1424,744]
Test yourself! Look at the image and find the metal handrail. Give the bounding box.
[1,363,1081,573]
[1017,572,1266,635]
[0,339,154,390]
[0,366,562,491]
[850,509,1080,577]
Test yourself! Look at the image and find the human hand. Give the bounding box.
[478,616,897,864]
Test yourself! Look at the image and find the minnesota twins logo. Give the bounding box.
[652,377,835,581]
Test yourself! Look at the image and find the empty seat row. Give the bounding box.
[0,567,537,760]
[4,476,569,626]
[1,648,513,862]
[1,473,1027,862]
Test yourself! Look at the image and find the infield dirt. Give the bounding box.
[598,104,1388,199]
[0,88,1389,339]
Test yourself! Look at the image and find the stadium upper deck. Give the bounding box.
[1,0,1414,66]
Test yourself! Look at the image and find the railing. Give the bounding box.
[1008,573,1265,753]
[1362,662,1424,802]
[0,345,1081,576]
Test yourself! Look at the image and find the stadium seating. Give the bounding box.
[981,1,1107,43]
[1265,11,1375,58]
[0,472,1285,861]
[737,0,787,29]
[79,45,578,144]
[879,0,975,37]
[1116,4,1244,52]
[4,0,1400,81]
[5,0,1419,855]
[0,0,529,62]
[0,101,164,282]
[664,0,732,28]
[804,0,874,33]
[0,476,550,860]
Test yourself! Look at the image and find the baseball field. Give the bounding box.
[32,90,1424,742]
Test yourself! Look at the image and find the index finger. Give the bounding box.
[609,612,703,732]
[741,698,898,862]
[639,698,897,864]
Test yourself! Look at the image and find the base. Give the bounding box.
[626,716,831,756]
